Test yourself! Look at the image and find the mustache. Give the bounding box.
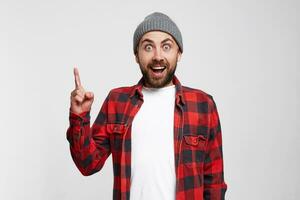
[148,60,168,68]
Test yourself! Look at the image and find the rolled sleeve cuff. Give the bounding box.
[69,109,90,126]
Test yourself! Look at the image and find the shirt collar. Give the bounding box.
[129,75,185,106]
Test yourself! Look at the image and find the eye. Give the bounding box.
[145,44,153,51]
[163,44,171,51]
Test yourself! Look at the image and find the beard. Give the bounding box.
[139,59,177,88]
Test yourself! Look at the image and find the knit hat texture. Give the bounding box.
[133,12,183,54]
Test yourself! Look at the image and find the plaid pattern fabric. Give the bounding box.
[66,75,227,200]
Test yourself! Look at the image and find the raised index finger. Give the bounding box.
[73,67,82,88]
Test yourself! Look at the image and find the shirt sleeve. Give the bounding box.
[66,92,111,176]
[203,96,228,199]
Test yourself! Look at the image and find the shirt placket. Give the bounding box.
[174,98,184,199]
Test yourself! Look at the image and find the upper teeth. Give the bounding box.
[152,67,165,70]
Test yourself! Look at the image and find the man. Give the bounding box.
[67,12,227,200]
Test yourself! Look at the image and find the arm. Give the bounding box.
[203,96,227,199]
[66,93,111,176]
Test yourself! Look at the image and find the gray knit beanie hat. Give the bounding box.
[133,12,183,54]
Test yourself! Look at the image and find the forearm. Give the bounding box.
[66,110,110,176]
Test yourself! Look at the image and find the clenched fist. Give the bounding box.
[70,67,94,115]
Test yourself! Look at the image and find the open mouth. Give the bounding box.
[150,66,166,73]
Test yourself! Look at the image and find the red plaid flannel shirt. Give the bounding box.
[66,75,227,200]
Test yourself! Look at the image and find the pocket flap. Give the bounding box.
[106,123,127,134]
[183,135,206,146]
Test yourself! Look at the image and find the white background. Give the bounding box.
[0,0,299,199]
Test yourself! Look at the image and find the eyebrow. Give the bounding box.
[140,38,174,45]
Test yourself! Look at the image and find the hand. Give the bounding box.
[70,67,94,115]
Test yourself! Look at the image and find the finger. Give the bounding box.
[74,95,84,103]
[71,89,84,98]
[73,67,82,88]
[70,93,83,102]
[85,92,94,99]
[71,92,84,100]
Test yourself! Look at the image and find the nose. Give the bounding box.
[152,48,164,63]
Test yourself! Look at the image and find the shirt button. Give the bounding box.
[193,138,198,144]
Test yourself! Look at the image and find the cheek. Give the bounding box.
[138,54,152,67]
[165,54,177,64]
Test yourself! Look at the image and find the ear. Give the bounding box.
[177,51,182,62]
[135,53,139,64]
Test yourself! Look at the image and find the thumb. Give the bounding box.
[85,92,94,99]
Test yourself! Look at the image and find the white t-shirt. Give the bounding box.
[130,84,176,200]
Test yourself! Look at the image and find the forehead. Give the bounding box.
[139,31,176,43]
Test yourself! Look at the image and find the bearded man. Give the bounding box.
[67,12,227,200]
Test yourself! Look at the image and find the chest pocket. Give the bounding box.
[106,123,128,152]
[182,134,207,166]
[106,123,128,134]
[183,135,206,149]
